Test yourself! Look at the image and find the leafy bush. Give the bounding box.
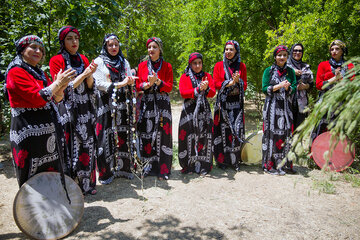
[290,57,360,171]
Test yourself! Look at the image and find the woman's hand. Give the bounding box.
[54,68,76,88]
[282,80,291,91]
[83,60,98,78]
[52,68,76,101]
[297,83,309,90]
[154,78,162,86]
[335,67,342,81]
[200,77,209,91]
[295,69,302,76]
[327,67,342,85]
[128,76,138,86]
[116,76,139,89]
[274,80,291,92]
[232,71,240,83]
[148,70,158,86]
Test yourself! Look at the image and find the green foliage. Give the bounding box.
[312,177,336,194]
[290,57,360,171]
[343,169,360,188]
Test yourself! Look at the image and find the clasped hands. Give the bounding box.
[144,70,161,88]
[115,75,138,89]
[227,71,240,87]
[279,80,291,91]
[199,77,209,91]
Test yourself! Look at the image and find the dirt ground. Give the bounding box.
[0,102,359,240]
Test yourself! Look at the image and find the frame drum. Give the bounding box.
[311,131,355,172]
[13,172,84,240]
[241,131,263,165]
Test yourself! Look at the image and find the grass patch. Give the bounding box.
[312,178,336,194]
[343,174,360,187]
[342,167,360,187]
[172,142,179,168]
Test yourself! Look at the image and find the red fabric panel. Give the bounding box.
[212,61,247,91]
[179,72,215,99]
[6,67,51,108]
[136,60,173,93]
[49,54,90,79]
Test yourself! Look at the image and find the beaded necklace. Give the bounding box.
[111,73,138,175]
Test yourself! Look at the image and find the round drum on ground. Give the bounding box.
[13,172,84,240]
[241,131,263,165]
[311,131,355,172]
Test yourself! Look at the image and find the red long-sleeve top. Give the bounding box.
[6,67,52,108]
[49,54,89,79]
[136,60,173,93]
[179,72,216,99]
[316,60,354,90]
[213,61,247,91]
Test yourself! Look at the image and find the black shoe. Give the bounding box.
[278,168,286,176]
[234,163,241,172]
[264,168,279,175]
[284,168,297,174]
[200,169,208,177]
[219,164,227,170]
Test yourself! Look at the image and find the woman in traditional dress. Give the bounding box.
[136,37,173,180]
[287,43,313,130]
[93,33,136,184]
[49,26,98,195]
[213,40,247,171]
[311,40,354,141]
[262,45,297,175]
[178,52,216,176]
[5,35,75,187]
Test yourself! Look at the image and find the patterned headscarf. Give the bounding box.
[328,39,347,72]
[273,45,289,57]
[188,52,203,64]
[223,40,241,81]
[4,35,47,98]
[146,37,164,76]
[101,33,124,58]
[57,25,80,54]
[273,45,289,73]
[100,33,126,83]
[15,35,45,62]
[185,52,204,88]
[146,37,163,56]
[329,39,347,56]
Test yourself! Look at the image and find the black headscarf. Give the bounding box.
[223,40,241,81]
[146,37,164,75]
[288,43,305,70]
[100,33,126,83]
[57,26,84,74]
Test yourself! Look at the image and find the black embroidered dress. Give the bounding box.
[93,38,134,183]
[7,59,65,187]
[136,59,173,179]
[178,70,216,174]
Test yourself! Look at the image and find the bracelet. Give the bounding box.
[54,92,64,98]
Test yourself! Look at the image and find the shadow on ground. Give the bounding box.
[71,214,250,239]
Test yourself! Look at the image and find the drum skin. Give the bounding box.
[13,172,84,240]
[311,132,355,172]
[241,131,263,165]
